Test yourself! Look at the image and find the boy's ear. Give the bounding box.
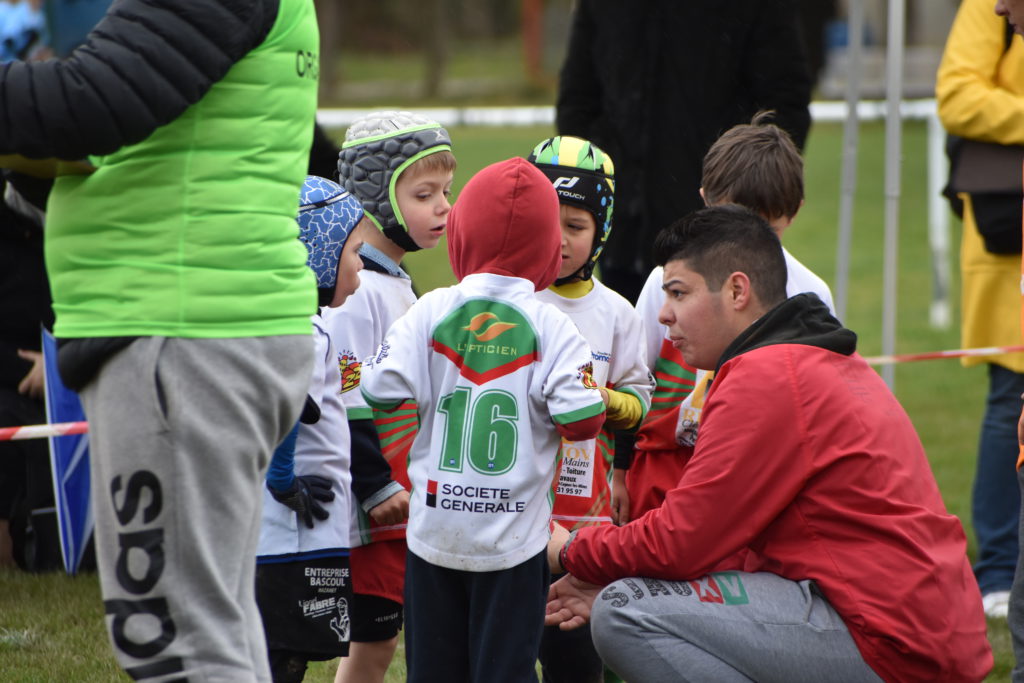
[699,187,708,206]
[724,271,754,311]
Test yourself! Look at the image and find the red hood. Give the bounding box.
[447,157,562,291]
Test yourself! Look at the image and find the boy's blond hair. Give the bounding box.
[402,150,458,180]
[701,111,804,221]
[337,110,455,251]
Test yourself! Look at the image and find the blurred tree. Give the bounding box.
[522,0,542,85]
[423,0,449,98]
[322,0,526,100]
[315,0,341,101]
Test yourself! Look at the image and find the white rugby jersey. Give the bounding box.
[320,266,417,547]
[321,269,417,420]
[361,273,606,572]
[536,278,654,527]
[258,318,352,557]
[537,278,652,403]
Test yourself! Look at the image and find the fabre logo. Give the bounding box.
[431,299,539,384]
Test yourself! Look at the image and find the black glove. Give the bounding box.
[268,475,335,529]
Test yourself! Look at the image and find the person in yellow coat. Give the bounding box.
[1000,1,1024,678]
[937,0,1024,620]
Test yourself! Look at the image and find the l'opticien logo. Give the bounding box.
[463,312,518,342]
[432,299,539,384]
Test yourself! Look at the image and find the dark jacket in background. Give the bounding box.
[0,171,60,571]
[556,0,812,299]
[0,172,51,390]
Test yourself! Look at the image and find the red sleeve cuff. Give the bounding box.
[555,412,604,441]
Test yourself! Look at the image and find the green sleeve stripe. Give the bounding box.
[361,388,403,412]
[552,400,606,425]
[348,406,373,421]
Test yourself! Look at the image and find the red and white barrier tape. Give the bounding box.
[0,421,88,442]
[0,345,1021,440]
[863,344,1024,366]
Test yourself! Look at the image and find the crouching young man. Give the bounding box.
[546,205,993,682]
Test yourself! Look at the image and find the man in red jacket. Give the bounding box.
[546,206,993,682]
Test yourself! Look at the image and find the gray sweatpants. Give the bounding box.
[80,336,312,682]
[590,571,884,683]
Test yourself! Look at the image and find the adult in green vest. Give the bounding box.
[0,1,320,679]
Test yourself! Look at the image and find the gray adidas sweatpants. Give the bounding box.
[80,336,312,682]
[590,571,884,683]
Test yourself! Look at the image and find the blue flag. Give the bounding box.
[42,329,92,574]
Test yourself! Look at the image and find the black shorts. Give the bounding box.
[255,553,352,659]
[350,592,403,642]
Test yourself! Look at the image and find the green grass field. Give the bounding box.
[0,119,1014,681]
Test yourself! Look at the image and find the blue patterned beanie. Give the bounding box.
[297,175,364,298]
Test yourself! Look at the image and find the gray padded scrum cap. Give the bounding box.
[337,111,452,252]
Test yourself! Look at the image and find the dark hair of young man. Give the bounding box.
[701,110,804,221]
[653,205,788,308]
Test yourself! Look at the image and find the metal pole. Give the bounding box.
[926,110,952,329]
[881,0,906,389]
[834,0,865,322]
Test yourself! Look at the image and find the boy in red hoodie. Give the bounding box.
[360,158,606,682]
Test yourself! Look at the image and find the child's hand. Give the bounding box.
[610,468,630,525]
[369,489,410,526]
[598,387,610,407]
[268,475,335,529]
[546,574,601,631]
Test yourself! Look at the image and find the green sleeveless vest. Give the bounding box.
[45,0,319,338]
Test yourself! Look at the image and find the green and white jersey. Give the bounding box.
[537,278,654,527]
[361,273,606,572]
[536,278,652,411]
[320,266,417,548]
[321,269,417,420]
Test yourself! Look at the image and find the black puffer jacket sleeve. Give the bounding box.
[0,0,279,160]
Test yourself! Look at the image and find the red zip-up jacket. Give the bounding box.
[563,294,992,682]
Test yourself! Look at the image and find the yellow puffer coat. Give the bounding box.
[936,0,1024,372]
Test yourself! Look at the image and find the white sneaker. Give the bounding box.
[982,590,1011,619]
